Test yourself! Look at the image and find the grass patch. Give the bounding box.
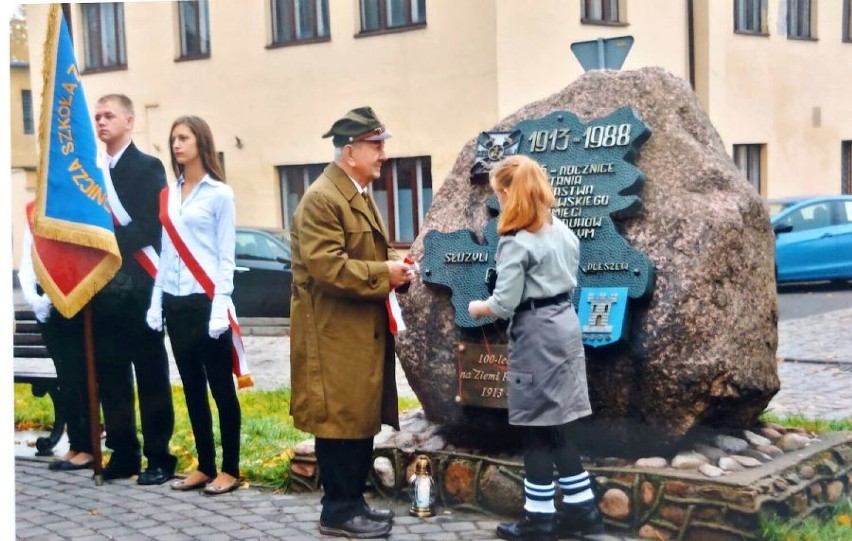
[760,412,852,434]
[15,384,421,490]
[761,497,852,541]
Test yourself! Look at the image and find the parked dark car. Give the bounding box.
[768,195,852,283]
[233,227,292,318]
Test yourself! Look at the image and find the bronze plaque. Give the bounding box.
[455,342,509,409]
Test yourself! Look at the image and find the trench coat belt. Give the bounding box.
[514,292,571,314]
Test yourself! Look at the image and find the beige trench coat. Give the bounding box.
[289,162,401,439]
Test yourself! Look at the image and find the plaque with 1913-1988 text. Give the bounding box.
[423,107,654,408]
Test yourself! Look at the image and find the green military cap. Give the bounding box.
[322,106,392,147]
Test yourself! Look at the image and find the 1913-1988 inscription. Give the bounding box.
[423,107,654,408]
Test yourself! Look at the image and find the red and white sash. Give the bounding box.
[101,158,159,278]
[385,257,417,334]
[159,186,253,389]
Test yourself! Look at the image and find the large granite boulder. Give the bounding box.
[396,66,780,455]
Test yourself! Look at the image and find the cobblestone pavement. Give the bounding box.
[14,307,851,539]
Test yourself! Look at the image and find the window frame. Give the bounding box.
[733,144,764,195]
[369,156,432,247]
[734,0,768,35]
[357,0,427,37]
[580,0,625,26]
[177,0,211,61]
[269,0,331,47]
[21,89,34,135]
[844,0,852,42]
[787,0,816,40]
[277,157,432,246]
[278,163,328,230]
[80,2,127,73]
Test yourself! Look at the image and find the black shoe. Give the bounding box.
[496,512,557,541]
[319,515,391,538]
[102,462,140,480]
[361,502,394,523]
[557,501,604,538]
[137,466,175,485]
[48,459,93,471]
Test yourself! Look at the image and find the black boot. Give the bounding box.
[496,512,557,541]
[557,501,604,538]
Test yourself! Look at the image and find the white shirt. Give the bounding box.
[155,174,237,297]
[18,224,41,306]
[104,141,131,168]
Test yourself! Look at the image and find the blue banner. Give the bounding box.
[32,4,120,318]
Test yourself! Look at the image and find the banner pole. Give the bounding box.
[83,304,103,485]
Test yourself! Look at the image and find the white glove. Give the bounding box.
[33,294,53,323]
[146,286,163,332]
[208,294,231,339]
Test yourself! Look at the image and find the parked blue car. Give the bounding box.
[768,195,852,283]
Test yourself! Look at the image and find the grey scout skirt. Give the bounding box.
[507,300,593,426]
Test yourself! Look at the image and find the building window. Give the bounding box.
[582,0,620,24]
[81,2,126,71]
[844,0,852,42]
[734,0,767,34]
[371,156,432,245]
[733,144,763,194]
[787,0,814,39]
[842,141,851,195]
[278,163,327,229]
[21,89,34,135]
[360,0,426,34]
[178,0,210,59]
[272,0,330,45]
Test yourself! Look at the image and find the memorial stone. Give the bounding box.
[397,67,780,454]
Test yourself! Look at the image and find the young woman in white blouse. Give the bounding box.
[146,115,242,496]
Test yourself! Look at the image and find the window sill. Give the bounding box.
[355,23,427,39]
[734,30,769,37]
[580,19,628,27]
[267,36,331,49]
[390,242,413,250]
[787,35,818,41]
[81,65,127,75]
[175,53,210,62]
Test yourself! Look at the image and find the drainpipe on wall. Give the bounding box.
[686,0,696,89]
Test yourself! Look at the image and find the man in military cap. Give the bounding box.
[289,106,414,538]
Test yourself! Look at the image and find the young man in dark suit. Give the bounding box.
[92,94,176,485]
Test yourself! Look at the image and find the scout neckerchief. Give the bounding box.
[159,182,253,388]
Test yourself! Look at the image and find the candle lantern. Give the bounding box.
[408,454,436,517]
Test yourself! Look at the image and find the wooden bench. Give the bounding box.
[14,308,65,456]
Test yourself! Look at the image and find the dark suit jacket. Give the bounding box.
[105,142,167,295]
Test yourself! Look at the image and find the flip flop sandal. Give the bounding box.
[170,477,210,491]
[203,479,241,495]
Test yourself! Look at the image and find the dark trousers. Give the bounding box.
[522,422,584,485]
[92,289,175,470]
[164,293,241,478]
[315,437,374,523]
[39,309,91,454]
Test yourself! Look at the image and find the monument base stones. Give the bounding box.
[288,412,852,541]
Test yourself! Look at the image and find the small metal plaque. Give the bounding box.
[455,342,509,409]
[578,287,629,347]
